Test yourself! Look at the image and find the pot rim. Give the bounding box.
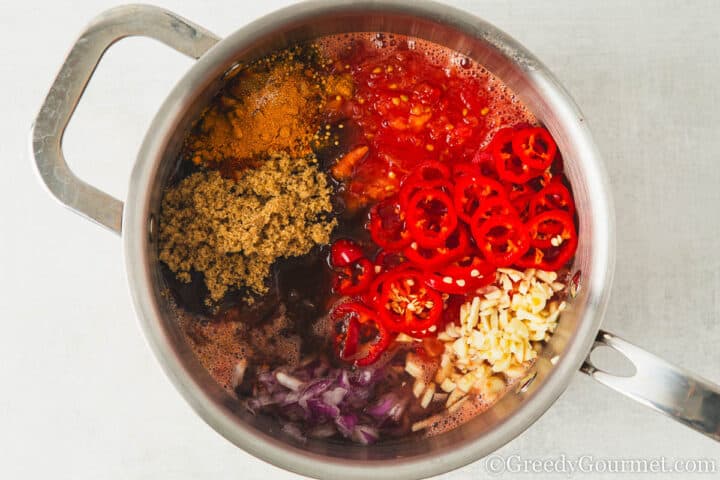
[123,1,615,478]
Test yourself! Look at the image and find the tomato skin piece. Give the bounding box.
[377,268,443,335]
[330,239,365,268]
[405,188,458,248]
[367,196,411,252]
[473,214,530,267]
[512,127,557,170]
[452,174,507,224]
[529,180,576,217]
[331,301,390,366]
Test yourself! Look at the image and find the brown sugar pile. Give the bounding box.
[158,153,337,303]
[186,52,326,168]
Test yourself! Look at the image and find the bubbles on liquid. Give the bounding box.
[317,32,536,131]
[178,31,538,435]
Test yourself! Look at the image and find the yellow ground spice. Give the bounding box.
[158,153,337,303]
[186,52,326,168]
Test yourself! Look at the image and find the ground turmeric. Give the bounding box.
[185,48,328,169]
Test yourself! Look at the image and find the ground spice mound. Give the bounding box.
[158,153,337,303]
[186,47,328,169]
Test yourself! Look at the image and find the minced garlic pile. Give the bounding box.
[406,268,566,428]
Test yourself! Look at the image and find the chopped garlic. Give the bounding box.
[405,267,567,419]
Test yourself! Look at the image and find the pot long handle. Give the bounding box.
[31,5,220,234]
[581,329,720,442]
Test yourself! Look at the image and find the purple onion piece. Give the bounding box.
[366,392,400,419]
[246,359,394,444]
[335,413,358,438]
[298,378,334,408]
[351,368,375,386]
[281,422,307,443]
[352,425,379,445]
[309,423,337,439]
[275,371,304,392]
[321,387,347,407]
[306,397,340,419]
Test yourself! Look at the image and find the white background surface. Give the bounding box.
[1,0,719,478]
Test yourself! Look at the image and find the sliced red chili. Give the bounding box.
[469,197,516,229]
[330,239,365,268]
[377,268,443,336]
[451,162,483,180]
[403,226,470,270]
[526,210,576,248]
[529,180,576,217]
[405,188,458,248]
[425,254,495,294]
[452,174,507,223]
[441,294,466,327]
[398,177,453,209]
[333,257,375,296]
[473,214,530,267]
[403,160,451,184]
[373,250,406,272]
[492,128,534,184]
[519,232,577,271]
[504,183,533,221]
[331,302,390,366]
[334,310,359,361]
[367,196,411,252]
[512,127,557,170]
[469,148,497,177]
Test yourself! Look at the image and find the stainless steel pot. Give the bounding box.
[31,2,720,478]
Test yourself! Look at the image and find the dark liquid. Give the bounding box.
[163,32,537,441]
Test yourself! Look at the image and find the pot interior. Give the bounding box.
[127,1,611,473]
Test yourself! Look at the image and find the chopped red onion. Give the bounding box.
[243,358,410,444]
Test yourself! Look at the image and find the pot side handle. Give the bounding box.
[581,329,720,442]
[30,5,220,234]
